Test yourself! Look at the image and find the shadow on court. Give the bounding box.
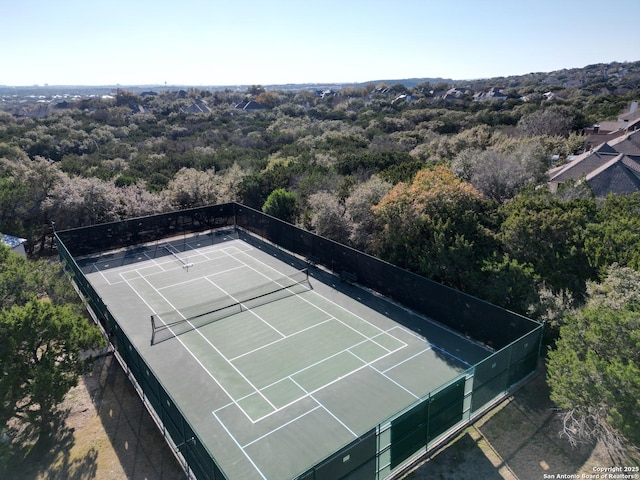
[243,233,489,372]
[76,229,238,274]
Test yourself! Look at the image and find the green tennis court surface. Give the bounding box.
[81,232,491,479]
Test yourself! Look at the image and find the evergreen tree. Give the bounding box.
[547,265,640,458]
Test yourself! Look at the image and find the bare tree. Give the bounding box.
[345,175,391,250]
[451,143,548,202]
[307,191,350,244]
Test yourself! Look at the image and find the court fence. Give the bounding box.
[55,202,543,480]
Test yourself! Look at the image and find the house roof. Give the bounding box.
[549,129,640,196]
[584,154,640,196]
[473,88,507,101]
[235,100,266,111]
[1,233,27,249]
[608,129,640,155]
[619,106,640,123]
[180,100,211,114]
[549,150,619,183]
[594,142,619,154]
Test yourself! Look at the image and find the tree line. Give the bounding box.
[1,62,639,461]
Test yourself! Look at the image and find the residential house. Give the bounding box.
[548,129,640,196]
[234,100,266,111]
[180,98,211,114]
[473,88,508,101]
[608,128,640,155]
[391,94,413,104]
[583,101,640,149]
[442,87,471,100]
[316,89,337,98]
[1,233,28,257]
[618,101,640,129]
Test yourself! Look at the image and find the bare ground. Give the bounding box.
[401,369,616,480]
[1,354,183,480]
[1,358,618,480]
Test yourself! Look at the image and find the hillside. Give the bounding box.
[2,58,640,470]
[2,59,638,100]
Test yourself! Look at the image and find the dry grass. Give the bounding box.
[1,354,183,480]
[1,359,618,480]
[401,369,614,480]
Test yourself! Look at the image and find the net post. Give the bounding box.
[150,314,156,345]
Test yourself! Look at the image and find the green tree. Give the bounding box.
[164,167,220,209]
[372,165,492,290]
[0,155,62,249]
[0,244,78,308]
[471,254,539,315]
[239,164,293,209]
[262,188,299,223]
[584,192,640,274]
[0,244,104,434]
[0,299,105,430]
[498,189,595,295]
[547,265,640,457]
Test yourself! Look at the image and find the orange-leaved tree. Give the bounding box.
[372,165,492,290]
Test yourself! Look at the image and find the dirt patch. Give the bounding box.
[1,354,183,480]
[2,359,621,480]
[401,370,615,480]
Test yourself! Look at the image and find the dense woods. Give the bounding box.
[1,60,640,459]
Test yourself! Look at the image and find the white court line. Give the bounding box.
[240,327,402,392]
[228,315,336,362]
[289,377,358,438]
[155,264,246,291]
[91,260,145,286]
[212,410,269,480]
[219,249,398,350]
[100,247,240,286]
[381,345,435,374]
[224,329,409,424]
[240,405,323,449]
[349,349,422,400]
[94,253,174,285]
[89,237,239,284]
[229,317,400,363]
[387,325,474,368]
[203,276,286,339]
[143,251,167,273]
[211,248,431,411]
[170,243,210,262]
[144,250,171,272]
[138,274,279,417]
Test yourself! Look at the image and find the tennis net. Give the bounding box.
[150,268,311,344]
[161,242,193,269]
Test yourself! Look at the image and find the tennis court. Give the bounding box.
[79,231,492,480]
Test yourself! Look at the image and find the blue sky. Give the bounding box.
[2,0,639,86]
